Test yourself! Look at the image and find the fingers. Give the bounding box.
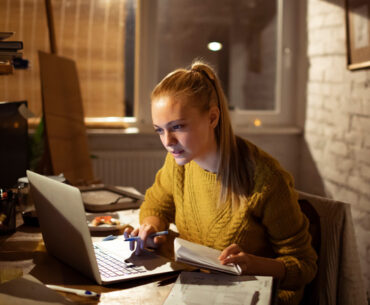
[218,244,249,274]
[153,235,167,245]
[123,227,133,237]
[135,239,144,255]
[218,244,241,260]
[219,245,258,275]
[222,253,249,275]
[138,223,156,245]
[124,223,162,255]
[124,227,139,251]
[221,252,245,265]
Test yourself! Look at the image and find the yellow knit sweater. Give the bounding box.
[140,139,317,305]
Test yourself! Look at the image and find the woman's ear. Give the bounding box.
[209,106,220,129]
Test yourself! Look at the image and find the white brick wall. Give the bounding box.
[304,0,370,295]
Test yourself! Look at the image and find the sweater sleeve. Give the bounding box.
[261,167,318,290]
[139,153,176,228]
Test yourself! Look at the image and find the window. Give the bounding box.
[0,0,132,126]
[135,0,300,128]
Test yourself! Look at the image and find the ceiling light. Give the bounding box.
[207,41,223,52]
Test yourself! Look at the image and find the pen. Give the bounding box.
[102,234,117,241]
[46,284,100,298]
[124,230,169,241]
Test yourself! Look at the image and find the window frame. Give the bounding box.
[133,0,303,130]
[231,0,300,128]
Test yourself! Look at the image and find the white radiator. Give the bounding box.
[92,150,166,193]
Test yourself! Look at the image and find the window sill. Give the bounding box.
[86,124,303,136]
[233,125,303,136]
[28,117,133,130]
[28,117,303,137]
[86,124,303,151]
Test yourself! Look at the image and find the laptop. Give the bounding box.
[27,170,181,285]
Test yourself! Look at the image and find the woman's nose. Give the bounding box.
[163,131,177,147]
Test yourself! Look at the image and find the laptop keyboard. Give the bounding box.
[94,245,146,278]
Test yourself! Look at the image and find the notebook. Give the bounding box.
[27,170,181,285]
[164,271,274,305]
[174,238,242,275]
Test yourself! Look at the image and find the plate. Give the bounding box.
[86,212,128,232]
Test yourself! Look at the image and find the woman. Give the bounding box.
[125,60,317,305]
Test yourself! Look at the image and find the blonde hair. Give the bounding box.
[151,60,254,209]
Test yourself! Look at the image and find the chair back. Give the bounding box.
[297,191,367,305]
[298,198,320,305]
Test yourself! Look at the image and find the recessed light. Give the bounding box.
[207,41,223,52]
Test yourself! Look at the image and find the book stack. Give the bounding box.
[0,32,24,75]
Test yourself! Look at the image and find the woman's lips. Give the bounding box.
[170,150,184,157]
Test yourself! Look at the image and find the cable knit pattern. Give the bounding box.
[140,139,317,305]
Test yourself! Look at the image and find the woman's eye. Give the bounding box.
[172,124,183,130]
[154,128,163,134]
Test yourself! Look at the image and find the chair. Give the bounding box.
[297,191,367,305]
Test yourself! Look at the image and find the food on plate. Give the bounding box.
[90,215,120,226]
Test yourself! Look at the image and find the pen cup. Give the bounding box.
[16,178,35,212]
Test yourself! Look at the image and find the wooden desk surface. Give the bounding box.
[0,214,177,305]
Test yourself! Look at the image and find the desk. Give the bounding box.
[1,213,277,305]
[0,213,177,305]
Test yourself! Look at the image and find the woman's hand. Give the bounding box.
[123,216,167,255]
[218,244,286,278]
[218,244,255,274]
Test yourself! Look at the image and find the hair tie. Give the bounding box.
[191,64,220,107]
[200,71,220,108]
[200,70,217,92]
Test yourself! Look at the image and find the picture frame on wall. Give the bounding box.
[345,0,370,70]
